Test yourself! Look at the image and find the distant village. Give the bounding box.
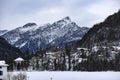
[1,44,120,79]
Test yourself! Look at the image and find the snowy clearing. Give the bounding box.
[12,71,120,80]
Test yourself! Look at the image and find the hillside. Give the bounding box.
[0,36,22,61]
[77,10,120,48]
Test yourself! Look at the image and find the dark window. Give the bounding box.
[0,66,2,68]
[0,71,3,75]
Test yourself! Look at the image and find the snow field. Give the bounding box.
[24,71,120,80]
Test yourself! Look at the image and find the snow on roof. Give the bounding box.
[46,52,55,55]
[77,48,88,50]
[0,60,8,66]
[14,57,24,62]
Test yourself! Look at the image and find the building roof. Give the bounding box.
[0,60,9,66]
[77,47,89,51]
[14,57,24,62]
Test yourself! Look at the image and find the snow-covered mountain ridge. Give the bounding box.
[0,30,8,36]
[1,17,89,53]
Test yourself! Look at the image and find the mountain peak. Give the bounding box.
[54,16,72,25]
[63,16,71,20]
[62,16,71,23]
[23,23,37,28]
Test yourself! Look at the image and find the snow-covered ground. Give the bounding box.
[12,71,120,80]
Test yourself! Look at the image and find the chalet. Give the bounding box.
[14,57,24,70]
[14,57,24,63]
[0,61,8,80]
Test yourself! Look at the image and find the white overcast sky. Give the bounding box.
[0,0,120,30]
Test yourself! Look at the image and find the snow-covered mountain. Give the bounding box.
[2,17,89,53]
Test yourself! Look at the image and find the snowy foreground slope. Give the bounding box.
[12,71,120,80]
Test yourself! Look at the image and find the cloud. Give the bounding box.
[0,0,120,30]
[85,0,120,26]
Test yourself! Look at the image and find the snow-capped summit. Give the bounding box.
[53,16,72,27]
[2,17,89,53]
[62,16,72,23]
[19,23,39,33]
[23,23,37,28]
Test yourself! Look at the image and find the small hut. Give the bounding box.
[14,57,24,63]
[14,57,24,70]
